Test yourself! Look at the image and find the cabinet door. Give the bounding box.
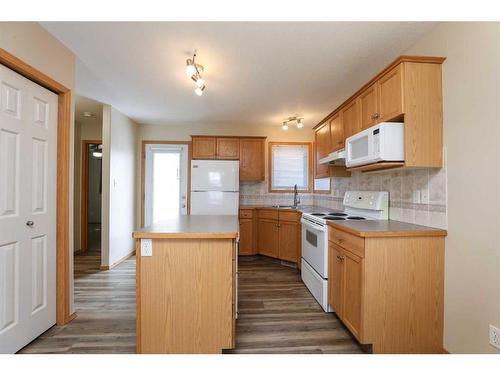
[239,218,253,255]
[217,138,240,160]
[342,250,363,339]
[257,219,279,258]
[329,112,344,152]
[378,64,403,122]
[359,83,379,130]
[278,221,300,263]
[240,139,265,181]
[192,137,216,159]
[341,100,361,139]
[314,122,331,178]
[328,243,344,317]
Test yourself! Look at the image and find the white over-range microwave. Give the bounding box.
[345,122,404,168]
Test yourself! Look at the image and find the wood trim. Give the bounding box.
[268,142,313,193]
[140,140,192,228]
[132,232,239,240]
[100,249,135,270]
[0,48,72,325]
[313,55,446,129]
[191,135,267,140]
[80,140,102,253]
[135,240,141,353]
[346,162,405,173]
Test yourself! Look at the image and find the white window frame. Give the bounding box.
[268,142,312,192]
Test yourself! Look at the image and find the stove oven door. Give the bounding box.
[300,217,328,279]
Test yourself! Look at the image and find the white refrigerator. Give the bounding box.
[190,160,239,215]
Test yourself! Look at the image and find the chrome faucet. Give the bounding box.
[293,184,301,208]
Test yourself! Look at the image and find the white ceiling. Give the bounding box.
[75,95,103,124]
[41,22,437,128]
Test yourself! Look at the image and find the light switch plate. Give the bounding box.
[490,324,500,350]
[141,239,153,257]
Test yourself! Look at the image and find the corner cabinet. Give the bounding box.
[192,136,266,181]
[313,56,446,172]
[327,225,446,353]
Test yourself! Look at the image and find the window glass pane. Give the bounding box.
[271,144,309,190]
[314,178,330,191]
[152,152,180,223]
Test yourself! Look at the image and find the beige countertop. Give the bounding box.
[132,215,239,239]
[328,219,447,238]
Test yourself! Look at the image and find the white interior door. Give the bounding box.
[0,64,57,353]
[144,144,188,227]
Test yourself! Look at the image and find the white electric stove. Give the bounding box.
[300,191,389,312]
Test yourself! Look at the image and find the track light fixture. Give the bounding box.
[186,51,206,96]
[281,116,305,130]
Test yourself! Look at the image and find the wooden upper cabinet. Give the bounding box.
[192,137,216,159]
[314,122,331,179]
[329,112,344,152]
[378,64,403,122]
[216,138,240,160]
[359,83,379,130]
[342,100,361,139]
[240,138,265,181]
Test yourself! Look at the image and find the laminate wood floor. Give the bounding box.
[20,253,362,354]
[227,256,364,354]
[19,251,136,354]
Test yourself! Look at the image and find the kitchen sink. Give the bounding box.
[271,205,296,209]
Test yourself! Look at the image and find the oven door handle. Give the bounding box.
[300,218,328,233]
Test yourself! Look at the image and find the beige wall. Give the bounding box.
[73,119,103,251]
[405,22,500,353]
[102,106,138,268]
[0,22,77,313]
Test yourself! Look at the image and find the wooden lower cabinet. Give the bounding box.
[278,221,300,262]
[328,226,445,353]
[257,218,279,258]
[239,218,254,255]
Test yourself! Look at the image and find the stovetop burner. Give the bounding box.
[347,216,366,220]
[310,213,326,216]
[324,216,346,220]
[328,212,348,216]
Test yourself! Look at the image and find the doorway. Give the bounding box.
[143,143,189,227]
[80,140,102,254]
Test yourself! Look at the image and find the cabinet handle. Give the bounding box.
[371,113,380,120]
[336,255,344,262]
[336,238,344,243]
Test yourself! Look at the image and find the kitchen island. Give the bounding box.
[132,215,239,354]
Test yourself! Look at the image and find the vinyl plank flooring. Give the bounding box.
[227,256,364,354]
[20,252,363,354]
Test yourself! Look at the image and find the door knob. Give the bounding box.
[26,220,34,227]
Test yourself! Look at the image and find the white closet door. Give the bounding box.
[0,64,57,353]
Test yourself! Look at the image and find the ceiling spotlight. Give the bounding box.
[282,122,289,130]
[195,77,205,88]
[82,111,94,118]
[281,116,304,130]
[195,86,204,96]
[297,118,304,128]
[186,51,207,96]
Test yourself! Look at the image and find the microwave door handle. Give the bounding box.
[300,218,328,232]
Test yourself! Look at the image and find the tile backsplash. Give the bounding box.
[240,167,447,229]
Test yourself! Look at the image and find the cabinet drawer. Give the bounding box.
[239,209,253,219]
[279,210,300,222]
[257,209,279,220]
[329,227,365,257]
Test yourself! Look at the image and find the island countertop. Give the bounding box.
[132,215,239,239]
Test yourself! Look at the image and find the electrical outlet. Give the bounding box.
[490,325,500,350]
[141,239,153,257]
